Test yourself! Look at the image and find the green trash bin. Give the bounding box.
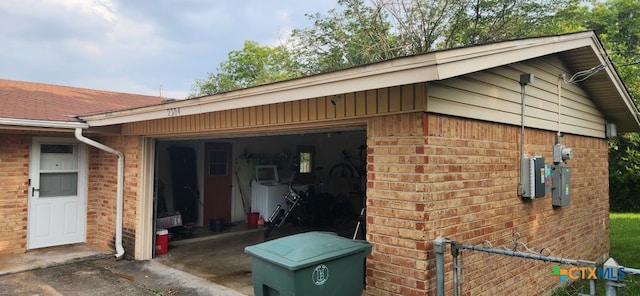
[244,231,371,296]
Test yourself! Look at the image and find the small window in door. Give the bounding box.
[209,150,228,176]
[296,146,315,184]
[39,144,79,197]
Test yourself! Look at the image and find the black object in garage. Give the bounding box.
[168,146,199,223]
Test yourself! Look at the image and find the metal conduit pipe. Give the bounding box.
[74,128,125,260]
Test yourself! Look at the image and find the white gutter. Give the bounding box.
[0,117,88,129]
[74,128,125,260]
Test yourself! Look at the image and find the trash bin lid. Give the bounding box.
[245,232,371,271]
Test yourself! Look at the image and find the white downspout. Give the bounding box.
[74,128,125,260]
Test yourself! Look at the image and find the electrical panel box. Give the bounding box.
[544,164,553,194]
[552,166,571,206]
[520,156,546,199]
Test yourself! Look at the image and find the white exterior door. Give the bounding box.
[28,137,87,249]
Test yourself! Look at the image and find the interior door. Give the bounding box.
[28,137,87,249]
[203,142,233,223]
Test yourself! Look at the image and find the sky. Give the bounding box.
[0,0,340,99]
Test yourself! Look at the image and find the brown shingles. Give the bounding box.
[0,79,164,122]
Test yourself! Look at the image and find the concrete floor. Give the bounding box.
[156,220,363,295]
[0,219,363,296]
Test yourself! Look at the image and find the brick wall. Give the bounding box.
[0,133,30,254]
[367,112,430,295]
[365,113,609,295]
[86,135,142,257]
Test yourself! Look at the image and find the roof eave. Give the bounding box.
[80,31,640,133]
[0,117,89,130]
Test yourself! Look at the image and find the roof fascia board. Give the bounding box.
[590,36,640,129]
[0,118,88,129]
[435,37,594,80]
[81,59,441,127]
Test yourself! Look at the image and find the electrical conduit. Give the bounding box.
[74,128,125,260]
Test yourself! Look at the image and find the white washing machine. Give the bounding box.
[251,165,289,222]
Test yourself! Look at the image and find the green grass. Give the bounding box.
[552,213,640,295]
[609,213,640,267]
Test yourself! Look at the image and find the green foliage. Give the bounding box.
[585,0,640,103]
[191,41,304,96]
[289,0,398,73]
[582,0,640,212]
[609,135,640,212]
[444,0,578,48]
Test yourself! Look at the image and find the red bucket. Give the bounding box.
[155,229,169,255]
[247,212,259,227]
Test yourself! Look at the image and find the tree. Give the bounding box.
[582,0,640,212]
[191,41,304,97]
[287,0,578,75]
[289,0,398,74]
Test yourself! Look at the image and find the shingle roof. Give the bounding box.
[0,79,163,122]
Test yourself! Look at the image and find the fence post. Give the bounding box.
[435,236,446,296]
[451,243,460,296]
[604,257,621,296]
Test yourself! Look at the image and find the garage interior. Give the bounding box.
[153,128,368,245]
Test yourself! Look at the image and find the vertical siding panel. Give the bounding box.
[402,84,415,111]
[366,89,377,115]
[225,110,233,128]
[293,101,301,122]
[205,113,212,130]
[232,109,239,128]
[378,88,389,113]
[326,96,336,119]
[255,106,262,125]
[345,92,356,117]
[224,110,229,128]
[249,106,257,126]
[243,108,251,127]
[237,109,244,128]
[175,117,182,133]
[261,105,269,125]
[277,103,286,124]
[355,91,366,116]
[269,104,278,124]
[214,111,221,129]
[308,98,318,120]
[284,102,293,123]
[197,114,204,131]
[317,97,327,120]
[191,115,198,131]
[300,99,309,121]
[334,95,345,118]
[164,118,171,133]
[389,86,401,112]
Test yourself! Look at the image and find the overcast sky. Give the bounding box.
[0,0,339,99]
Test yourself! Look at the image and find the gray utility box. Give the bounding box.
[244,231,371,296]
[552,166,571,207]
[521,156,546,198]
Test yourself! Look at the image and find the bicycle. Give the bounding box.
[264,168,307,237]
[328,145,367,178]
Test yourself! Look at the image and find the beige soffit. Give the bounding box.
[80,31,639,132]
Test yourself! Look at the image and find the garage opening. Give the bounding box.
[152,127,367,252]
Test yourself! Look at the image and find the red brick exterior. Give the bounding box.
[0,133,30,254]
[365,113,609,295]
[0,132,141,257]
[87,135,142,256]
